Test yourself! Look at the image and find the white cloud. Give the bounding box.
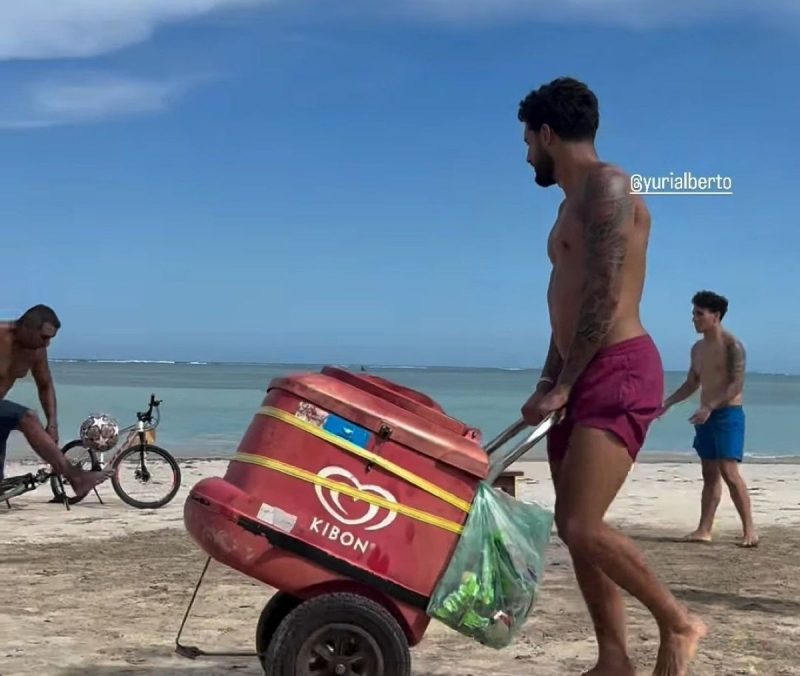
[0,73,201,128]
[0,0,793,63]
[0,1,240,128]
[0,0,792,129]
[0,0,271,60]
[385,0,800,28]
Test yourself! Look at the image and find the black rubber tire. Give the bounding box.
[263,592,411,676]
[111,443,182,509]
[49,440,101,505]
[255,592,302,671]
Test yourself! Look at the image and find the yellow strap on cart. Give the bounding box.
[231,453,465,534]
[258,405,472,514]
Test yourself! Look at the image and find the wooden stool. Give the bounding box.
[492,470,524,498]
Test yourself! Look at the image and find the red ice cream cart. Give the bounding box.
[178,366,553,675]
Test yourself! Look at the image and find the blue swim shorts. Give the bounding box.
[693,405,745,463]
[0,399,30,481]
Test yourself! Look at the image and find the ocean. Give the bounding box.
[4,360,799,461]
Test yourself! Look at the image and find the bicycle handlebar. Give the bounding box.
[33,468,53,482]
[136,393,163,423]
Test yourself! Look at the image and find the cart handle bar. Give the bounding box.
[484,414,558,485]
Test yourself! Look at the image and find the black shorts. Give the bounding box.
[0,399,29,480]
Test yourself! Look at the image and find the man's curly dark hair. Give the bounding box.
[517,77,599,141]
[692,290,728,319]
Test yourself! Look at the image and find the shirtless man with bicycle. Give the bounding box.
[1,304,109,495]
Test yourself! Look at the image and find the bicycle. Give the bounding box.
[49,393,182,509]
[1,467,70,509]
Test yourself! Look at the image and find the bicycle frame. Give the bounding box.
[2,468,70,509]
[44,394,164,506]
[85,395,162,468]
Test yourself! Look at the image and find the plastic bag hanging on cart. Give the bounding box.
[427,481,554,648]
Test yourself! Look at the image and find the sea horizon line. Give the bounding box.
[49,357,799,378]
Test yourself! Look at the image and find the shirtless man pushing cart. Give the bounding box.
[518,77,706,675]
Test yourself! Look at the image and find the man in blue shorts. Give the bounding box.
[662,291,758,547]
[1,305,109,495]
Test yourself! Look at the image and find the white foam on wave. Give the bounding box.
[97,360,175,364]
[53,358,177,364]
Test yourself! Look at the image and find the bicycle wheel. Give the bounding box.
[111,444,181,509]
[49,440,101,505]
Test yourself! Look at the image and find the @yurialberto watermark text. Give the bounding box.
[630,172,733,196]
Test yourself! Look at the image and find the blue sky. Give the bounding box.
[1,1,798,372]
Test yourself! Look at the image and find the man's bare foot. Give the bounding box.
[583,657,636,675]
[65,467,113,496]
[738,532,759,548]
[653,615,707,676]
[682,530,712,543]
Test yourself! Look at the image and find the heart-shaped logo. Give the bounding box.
[315,466,398,532]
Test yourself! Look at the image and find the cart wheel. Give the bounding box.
[263,592,411,676]
[255,591,301,671]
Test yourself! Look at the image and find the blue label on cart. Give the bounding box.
[322,415,371,448]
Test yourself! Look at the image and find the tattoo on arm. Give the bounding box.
[558,168,633,386]
[725,340,746,395]
[541,334,564,382]
[703,340,745,409]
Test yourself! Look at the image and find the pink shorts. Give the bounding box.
[547,334,664,463]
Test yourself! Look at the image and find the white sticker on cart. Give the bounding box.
[257,503,297,533]
[295,401,329,427]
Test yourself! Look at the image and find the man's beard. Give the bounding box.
[534,153,556,187]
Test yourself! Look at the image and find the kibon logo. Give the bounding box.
[314,466,398,531]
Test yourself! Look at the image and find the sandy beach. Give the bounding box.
[2,457,800,675]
